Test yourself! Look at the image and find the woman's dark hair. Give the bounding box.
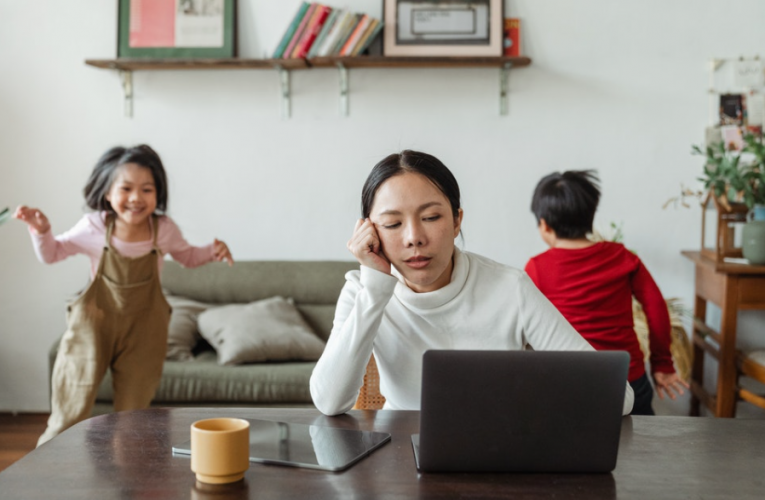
[530,170,601,239]
[83,144,168,214]
[361,150,461,219]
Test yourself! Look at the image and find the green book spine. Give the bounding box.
[272,2,310,58]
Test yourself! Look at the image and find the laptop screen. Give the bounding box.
[413,350,629,472]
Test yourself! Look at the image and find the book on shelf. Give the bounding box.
[272,2,310,59]
[352,19,383,56]
[272,4,383,59]
[307,8,340,58]
[503,18,521,57]
[283,2,317,59]
[316,10,354,57]
[329,13,362,56]
[339,14,370,56]
[291,4,332,58]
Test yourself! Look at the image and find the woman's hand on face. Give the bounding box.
[347,218,391,275]
[213,238,234,267]
[13,205,50,235]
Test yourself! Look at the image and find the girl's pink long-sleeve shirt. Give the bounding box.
[29,212,215,277]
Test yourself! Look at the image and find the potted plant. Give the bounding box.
[693,133,765,214]
[741,133,765,219]
[692,134,765,264]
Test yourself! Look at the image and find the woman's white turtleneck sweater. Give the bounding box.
[310,247,634,415]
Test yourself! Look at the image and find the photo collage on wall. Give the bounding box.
[716,58,765,151]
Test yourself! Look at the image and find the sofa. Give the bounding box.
[48,260,358,415]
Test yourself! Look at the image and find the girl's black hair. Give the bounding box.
[83,144,168,214]
[530,170,601,239]
[361,150,461,219]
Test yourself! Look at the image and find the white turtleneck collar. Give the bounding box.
[391,246,470,310]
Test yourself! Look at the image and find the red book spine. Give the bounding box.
[293,5,331,58]
[284,3,317,59]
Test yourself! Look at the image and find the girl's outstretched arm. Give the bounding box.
[13,207,95,265]
[13,206,51,235]
[160,216,220,268]
[212,238,234,266]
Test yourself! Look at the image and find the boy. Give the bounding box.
[524,170,688,415]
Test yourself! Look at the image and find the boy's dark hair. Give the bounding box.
[530,170,601,239]
[361,150,461,219]
[83,144,168,215]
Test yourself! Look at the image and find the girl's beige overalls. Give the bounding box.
[38,216,171,446]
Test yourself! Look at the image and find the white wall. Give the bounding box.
[1,0,764,414]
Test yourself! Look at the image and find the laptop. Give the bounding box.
[411,350,629,473]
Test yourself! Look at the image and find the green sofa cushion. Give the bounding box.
[96,351,316,404]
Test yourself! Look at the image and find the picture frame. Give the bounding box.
[118,0,237,59]
[383,0,503,57]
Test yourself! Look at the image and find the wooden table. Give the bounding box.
[682,250,765,417]
[1,408,764,499]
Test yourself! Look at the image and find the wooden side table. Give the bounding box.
[682,251,765,417]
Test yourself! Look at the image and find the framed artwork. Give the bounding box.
[118,0,237,58]
[383,0,503,57]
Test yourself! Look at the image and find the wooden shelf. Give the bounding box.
[86,56,531,71]
[84,56,532,118]
[309,55,531,69]
[85,58,308,71]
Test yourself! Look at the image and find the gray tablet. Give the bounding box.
[172,418,391,472]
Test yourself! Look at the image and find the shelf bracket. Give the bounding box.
[500,62,512,116]
[119,70,133,118]
[276,65,291,119]
[338,63,349,117]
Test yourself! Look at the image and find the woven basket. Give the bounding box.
[632,297,693,381]
[353,354,386,410]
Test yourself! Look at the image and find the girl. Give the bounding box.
[309,150,634,416]
[14,144,233,446]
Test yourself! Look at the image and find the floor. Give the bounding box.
[0,413,48,473]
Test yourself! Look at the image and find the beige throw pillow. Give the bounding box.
[197,296,326,366]
[165,294,213,361]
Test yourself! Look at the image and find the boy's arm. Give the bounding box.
[631,260,674,374]
[631,260,689,399]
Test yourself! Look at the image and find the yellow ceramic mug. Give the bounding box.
[190,418,250,484]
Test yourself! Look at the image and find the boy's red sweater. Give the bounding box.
[525,241,674,382]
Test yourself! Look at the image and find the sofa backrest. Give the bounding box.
[161,260,359,341]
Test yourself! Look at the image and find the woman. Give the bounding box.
[309,150,634,416]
